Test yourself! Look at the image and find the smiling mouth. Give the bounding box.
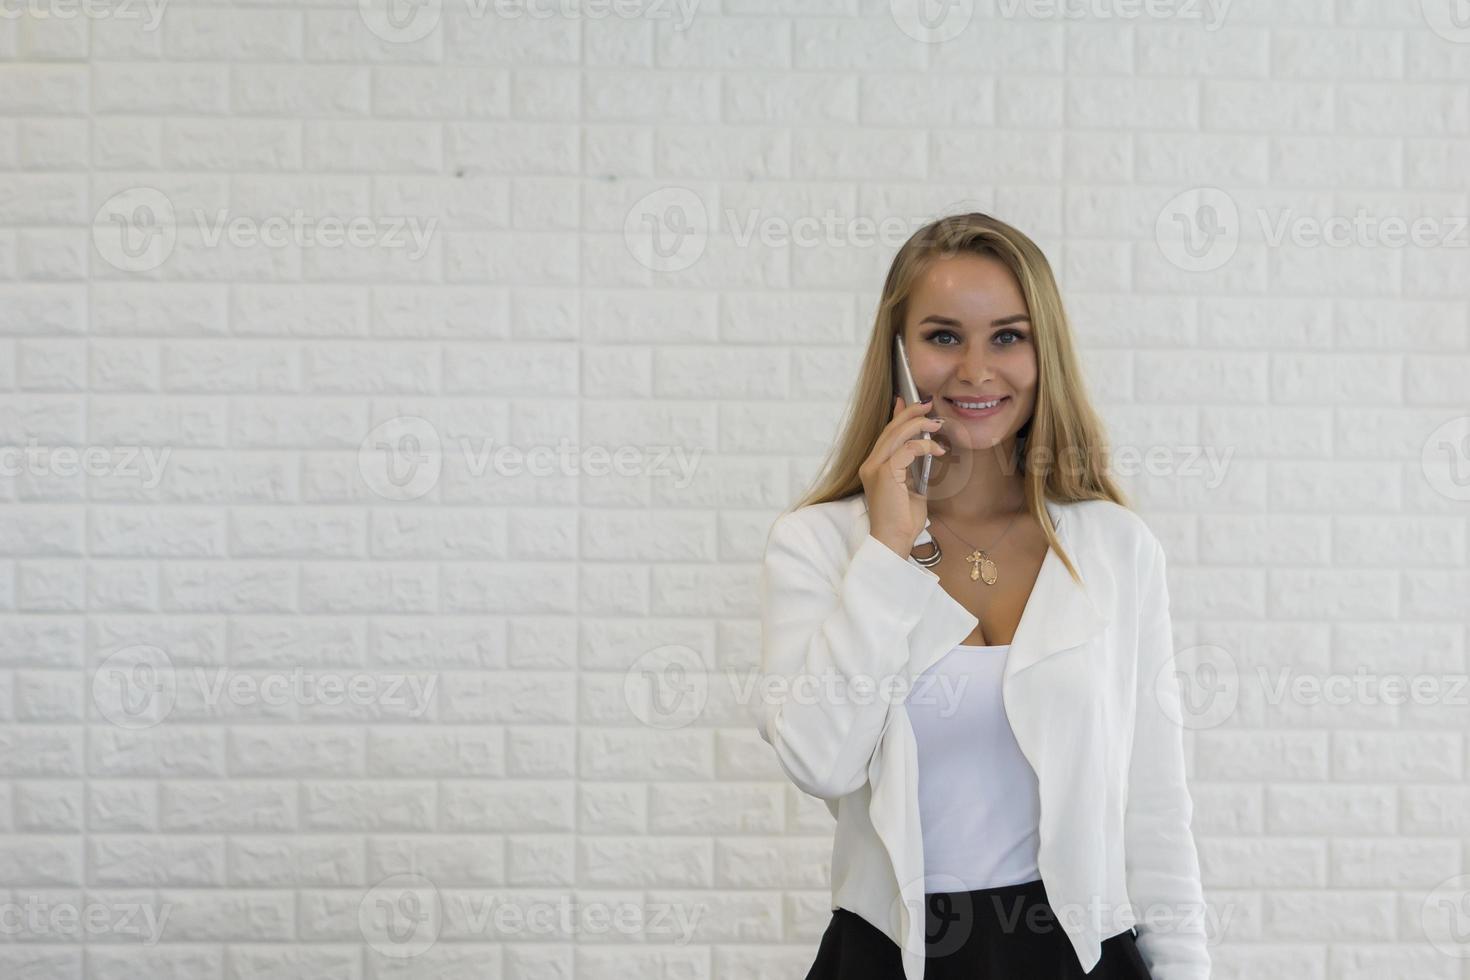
[944,395,1010,418]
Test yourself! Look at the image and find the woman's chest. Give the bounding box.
[933,534,1051,647]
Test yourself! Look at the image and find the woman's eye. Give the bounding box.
[925,328,1026,347]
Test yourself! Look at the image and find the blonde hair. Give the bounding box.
[787,212,1128,584]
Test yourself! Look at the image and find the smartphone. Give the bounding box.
[893,334,933,496]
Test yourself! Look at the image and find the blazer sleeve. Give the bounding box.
[1125,537,1212,980]
[755,511,943,801]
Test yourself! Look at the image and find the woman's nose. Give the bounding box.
[957,350,994,385]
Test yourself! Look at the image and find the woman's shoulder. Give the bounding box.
[1058,497,1163,556]
[766,495,866,555]
[770,499,858,537]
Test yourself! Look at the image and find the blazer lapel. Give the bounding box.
[996,526,1111,680]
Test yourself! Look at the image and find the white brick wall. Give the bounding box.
[1,0,1468,977]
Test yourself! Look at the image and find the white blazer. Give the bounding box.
[756,493,1210,980]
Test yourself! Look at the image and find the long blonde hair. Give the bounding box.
[788,212,1128,584]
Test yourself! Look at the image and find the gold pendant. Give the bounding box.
[965,550,999,585]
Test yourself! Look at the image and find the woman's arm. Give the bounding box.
[755,511,941,801]
[1125,536,1212,979]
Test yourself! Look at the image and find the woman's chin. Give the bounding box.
[933,432,1008,453]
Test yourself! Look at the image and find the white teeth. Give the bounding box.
[952,398,1002,410]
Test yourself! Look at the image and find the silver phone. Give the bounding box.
[893,334,933,496]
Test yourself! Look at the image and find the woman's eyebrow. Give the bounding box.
[918,313,1031,327]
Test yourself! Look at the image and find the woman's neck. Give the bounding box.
[926,490,1027,525]
[923,442,1027,523]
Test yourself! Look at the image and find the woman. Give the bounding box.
[756,213,1210,979]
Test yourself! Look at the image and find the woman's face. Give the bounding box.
[901,252,1038,453]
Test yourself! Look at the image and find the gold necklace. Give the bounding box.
[928,510,1023,585]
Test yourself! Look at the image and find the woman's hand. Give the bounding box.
[860,395,946,559]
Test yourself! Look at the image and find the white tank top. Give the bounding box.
[904,643,1042,891]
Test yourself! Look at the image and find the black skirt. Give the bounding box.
[804,877,1153,980]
